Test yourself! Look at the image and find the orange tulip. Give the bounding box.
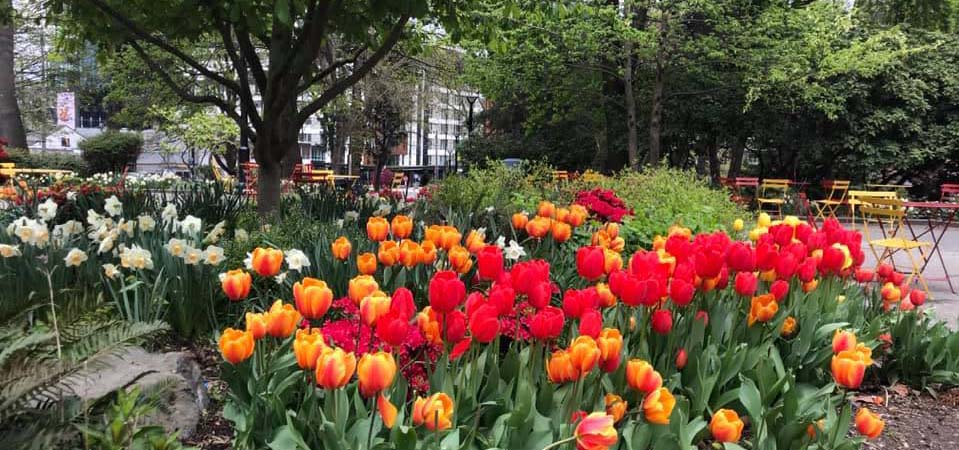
[574,412,618,450]
[568,336,601,378]
[512,212,529,230]
[596,283,616,307]
[357,351,397,397]
[604,394,627,423]
[748,293,778,326]
[609,236,625,253]
[537,200,556,218]
[604,249,623,274]
[266,300,301,338]
[551,221,572,243]
[448,245,473,273]
[425,225,442,247]
[759,269,777,282]
[781,316,797,337]
[643,387,675,425]
[604,223,620,239]
[412,392,454,431]
[331,236,352,261]
[293,328,327,369]
[419,240,437,265]
[315,347,357,390]
[438,226,462,251]
[526,216,552,239]
[465,230,486,254]
[219,328,254,364]
[710,409,745,443]
[831,349,869,389]
[222,269,252,301]
[377,393,398,429]
[294,277,333,319]
[802,279,818,293]
[555,207,571,224]
[360,290,392,326]
[596,329,623,372]
[855,408,884,439]
[367,217,390,241]
[593,230,612,248]
[568,205,588,227]
[399,240,422,268]
[547,349,577,383]
[378,240,400,266]
[626,359,662,394]
[806,419,825,439]
[832,330,857,354]
[357,253,378,275]
[349,275,379,304]
[245,312,269,339]
[251,247,283,277]
[390,215,413,239]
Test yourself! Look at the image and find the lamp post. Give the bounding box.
[462,94,479,173]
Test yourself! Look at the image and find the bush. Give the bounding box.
[580,167,744,249]
[5,148,88,175]
[80,130,143,174]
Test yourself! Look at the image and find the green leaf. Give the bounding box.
[274,0,291,26]
[268,424,310,450]
[738,376,763,424]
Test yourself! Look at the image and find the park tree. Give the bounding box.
[0,0,27,149]
[51,0,494,214]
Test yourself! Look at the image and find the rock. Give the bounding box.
[64,346,209,439]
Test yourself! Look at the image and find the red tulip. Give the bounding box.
[819,246,845,274]
[444,310,467,343]
[529,306,565,341]
[527,281,553,309]
[465,292,487,319]
[675,348,688,370]
[468,304,500,343]
[694,249,724,280]
[390,287,416,320]
[726,242,755,272]
[797,258,817,283]
[477,245,504,281]
[695,310,709,327]
[488,284,516,316]
[909,289,926,307]
[770,280,789,301]
[775,252,799,280]
[734,272,758,297]
[877,263,894,280]
[376,311,411,347]
[669,278,695,306]
[429,271,466,313]
[651,309,673,335]
[579,309,603,339]
[511,260,550,295]
[563,288,599,319]
[855,269,875,283]
[577,246,606,281]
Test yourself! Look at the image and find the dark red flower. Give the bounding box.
[651,309,673,335]
[529,306,565,341]
[770,280,789,301]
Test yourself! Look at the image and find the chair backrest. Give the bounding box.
[733,177,759,187]
[582,170,602,183]
[0,163,14,177]
[859,196,906,240]
[848,190,898,203]
[821,180,850,202]
[941,183,959,202]
[552,170,569,182]
[391,172,406,188]
[760,178,791,197]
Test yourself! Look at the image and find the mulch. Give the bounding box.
[860,385,959,450]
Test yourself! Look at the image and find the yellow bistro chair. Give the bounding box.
[814,180,850,220]
[757,179,791,219]
[859,197,931,294]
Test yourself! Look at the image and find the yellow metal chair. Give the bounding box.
[757,179,791,218]
[391,172,406,189]
[552,170,570,183]
[859,197,931,294]
[581,170,602,184]
[0,163,15,177]
[814,180,850,220]
[846,190,898,227]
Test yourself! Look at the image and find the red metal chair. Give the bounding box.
[730,177,759,207]
[940,183,959,203]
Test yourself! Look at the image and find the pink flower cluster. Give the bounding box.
[574,188,633,223]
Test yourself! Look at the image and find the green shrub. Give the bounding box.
[593,167,744,249]
[80,130,143,174]
[5,148,88,175]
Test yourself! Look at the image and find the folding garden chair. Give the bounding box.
[757,179,791,219]
[729,177,759,207]
[859,197,931,294]
[814,180,850,220]
[940,183,959,203]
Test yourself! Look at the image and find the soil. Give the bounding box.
[860,386,959,450]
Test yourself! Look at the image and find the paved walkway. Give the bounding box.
[852,221,959,327]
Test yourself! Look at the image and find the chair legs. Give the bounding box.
[874,245,931,296]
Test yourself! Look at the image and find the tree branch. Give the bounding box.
[296,44,369,94]
[209,8,263,129]
[84,0,241,95]
[297,15,410,125]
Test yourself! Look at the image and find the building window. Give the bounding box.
[61,137,71,148]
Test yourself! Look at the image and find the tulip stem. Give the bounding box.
[367,397,376,450]
[539,436,576,450]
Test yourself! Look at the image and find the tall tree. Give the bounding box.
[53,0,490,214]
[0,0,27,148]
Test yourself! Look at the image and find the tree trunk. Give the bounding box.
[727,135,746,178]
[256,161,282,217]
[623,41,639,169]
[695,141,706,175]
[707,137,721,186]
[0,1,27,149]
[254,114,297,216]
[646,15,667,168]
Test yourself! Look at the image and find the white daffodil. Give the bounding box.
[102,263,120,279]
[116,219,135,236]
[504,239,526,261]
[138,215,156,232]
[62,220,84,236]
[87,209,105,228]
[0,244,21,258]
[178,215,202,234]
[104,195,123,217]
[217,272,227,283]
[203,221,227,244]
[164,238,188,257]
[203,246,225,266]
[161,203,178,225]
[234,228,249,243]
[183,246,203,265]
[274,272,288,285]
[284,249,311,272]
[486,206,495,213]
[344,211,359,221]
[97,235,116,254]
[66,191,77,202]
[243,252,253,270]
[64,248,88,267]
[494,236,506,248]
[37,198,58,222]
[119,245,154,270]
